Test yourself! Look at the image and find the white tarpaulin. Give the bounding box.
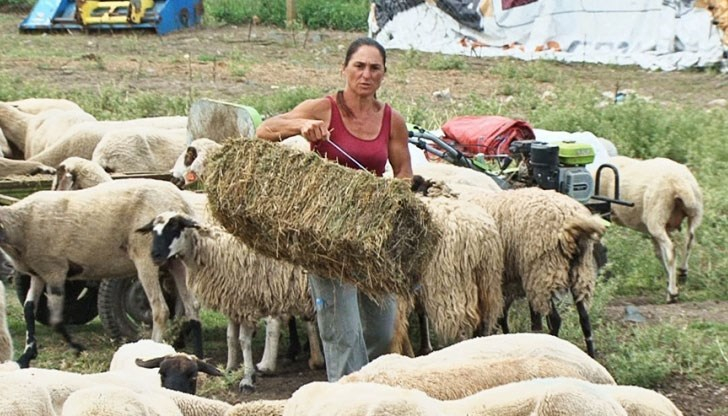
[369,0,726,71]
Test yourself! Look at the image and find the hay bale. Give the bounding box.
[205,137,440,297]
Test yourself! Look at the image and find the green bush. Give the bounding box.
[205,0,368,31]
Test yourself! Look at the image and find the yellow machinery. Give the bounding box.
[77,0,154,25]
[20,0,204,35]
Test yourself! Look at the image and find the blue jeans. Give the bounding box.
[308,274,397,382]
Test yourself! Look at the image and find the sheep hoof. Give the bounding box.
[238,382,255,394]
[308,358,325,370]
[255,365,275,376]
[677,268,688,284]
[667,293,679,304]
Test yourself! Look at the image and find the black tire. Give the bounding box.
[13,273,99,326]
[97,274,179,341]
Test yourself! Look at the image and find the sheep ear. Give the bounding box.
[183,147,198,167]
[135,220,155,234]
[135,356,165,369]
[179,216,200,229]
[196,359,224,377]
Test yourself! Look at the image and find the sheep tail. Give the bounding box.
[558,214,606,260]
[674,178,704,228]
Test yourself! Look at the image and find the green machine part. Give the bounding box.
[557,140,595,166]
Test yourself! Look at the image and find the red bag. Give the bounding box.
[441,115,535,157]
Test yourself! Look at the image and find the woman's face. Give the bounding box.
[343,45,385,97]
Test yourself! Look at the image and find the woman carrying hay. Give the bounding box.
[256,37,413,381]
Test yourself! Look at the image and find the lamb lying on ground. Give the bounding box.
[282,377,682,416]
[340,333,615,400]
[593,156,703,303]
[110,339,222,395]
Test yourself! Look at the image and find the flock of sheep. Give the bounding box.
[0,97,705,415]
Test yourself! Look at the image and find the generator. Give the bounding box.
[19,0,204,35]
[508,140,595,203]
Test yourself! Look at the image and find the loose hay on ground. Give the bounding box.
[205,137,441,298]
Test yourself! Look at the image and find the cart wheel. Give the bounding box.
[97,274,179,341]
[13,273,99,326]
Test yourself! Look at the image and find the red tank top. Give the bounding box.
[312,95,391,177]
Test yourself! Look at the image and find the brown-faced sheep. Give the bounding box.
[593,156,703,303]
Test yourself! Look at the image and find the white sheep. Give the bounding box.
[593,156,703,303]
[139,211,325,393]
[61,385,183,416]
[403,196,504,346]
[413,161,504,193]
[170,136,307,188]
[340,333,615,400]
[0,282,13,363]
[0,366,233,416]
[0,158,56,178]
[0,179,202,368]
[0,370,58,415]
[6,98,83,114]
[170,138,223,187]
[285,378,631,416]
[224,400,287,416]
[91,127,188,174]
[438,184,606,357]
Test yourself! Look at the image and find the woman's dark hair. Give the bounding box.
[343,37,387,70]
[337,37,386,118]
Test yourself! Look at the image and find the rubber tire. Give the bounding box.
[13,273,99,326]
[97,274,179,341]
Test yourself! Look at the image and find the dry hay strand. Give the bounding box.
[205,137,441,298]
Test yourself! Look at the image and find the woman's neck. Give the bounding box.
[342,88,379,115]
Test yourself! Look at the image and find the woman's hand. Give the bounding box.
[300,119,330,143]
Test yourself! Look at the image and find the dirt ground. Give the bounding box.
[1,12,727,414]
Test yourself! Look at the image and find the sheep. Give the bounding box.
[138,211,325,393]
[413,161,504,193]
[0,281,13,363]
[0,179,202,368]
[340,333,615,400]
[0,100,186,165]
[5,98,83,115]
[170,138,223,187]
[61,385,183,416]
[0,367,233,416]
[0,127,12,157]
[110,339,223,395]
[0,370,58,415]
[427,183,607,358]
[170,136,307,188]
[593,156,703,303]
[224,400,287,416]
[284,379,630,416]
[402,195,504,347]
[0,158,56,178]
[91,127,188,174]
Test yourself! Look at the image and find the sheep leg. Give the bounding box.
[415,298,433,355]
[167,258,202,358]
[545,299,561,336]
[16,275,44,368]
[529,304,543,332]
[305,319,325,370]
[238,322,257,393]
[132,259,169,343]
[678,216,699,285]
[497,298,514,334]
[286,315,301,362]
[257,316,281,374]
[46,282,85,355]
[225,320,241,372]
[576,299,595,358]
[650,230,678,303]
